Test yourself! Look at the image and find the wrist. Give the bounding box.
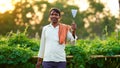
[72,32,76,39]
[37,58,43,62]
[72,30,76,34]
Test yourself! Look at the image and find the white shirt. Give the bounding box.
[38,23,75,62]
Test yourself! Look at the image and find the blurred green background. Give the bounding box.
[0,0,120,39]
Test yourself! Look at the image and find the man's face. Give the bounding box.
[49,10,60,23]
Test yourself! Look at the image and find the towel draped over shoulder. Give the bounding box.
[58,23,71,44]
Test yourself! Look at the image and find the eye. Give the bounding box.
[50,14,59,16]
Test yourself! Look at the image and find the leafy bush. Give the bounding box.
[102,38,120,56]
[66,36,120,68]
[66,45,89,68]
[0,32,39,68]
[0,31,120,68]
[0,45,33,65]
[87,38,120,56]
[8,33,39,52]
[0,36,7,45]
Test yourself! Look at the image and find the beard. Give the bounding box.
[50,17,59,23]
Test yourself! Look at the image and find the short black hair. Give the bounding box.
[49,8,61,16]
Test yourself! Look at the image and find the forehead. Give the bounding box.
[50,10,59,14]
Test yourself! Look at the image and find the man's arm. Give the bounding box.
[71,22,77,38]
[36,27,46,68]
[71,22,77,45]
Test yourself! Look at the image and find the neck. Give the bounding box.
[52,22,59,27]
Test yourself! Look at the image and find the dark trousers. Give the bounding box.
[42,61,66,68]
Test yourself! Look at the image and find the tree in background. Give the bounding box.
[0,0,119,39]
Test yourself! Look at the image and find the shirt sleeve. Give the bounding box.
[38,27,46,58]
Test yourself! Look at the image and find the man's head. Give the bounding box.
[49,8,61,23]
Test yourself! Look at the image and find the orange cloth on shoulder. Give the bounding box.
[58,23,71,44]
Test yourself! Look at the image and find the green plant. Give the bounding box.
[0,36,7,45]
[66,37,120,68]
[1,31,120,68]
[66,45,89,68]
[7,32,39,52]
[0,45,33,65]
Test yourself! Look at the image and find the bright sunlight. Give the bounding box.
[0,0,119,17]
[0,0,15,13]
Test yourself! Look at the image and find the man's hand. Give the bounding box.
[36,61,42,68]
[71,22,77,39]
[36,58,42,68]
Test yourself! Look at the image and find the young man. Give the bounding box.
[36,8,77,68]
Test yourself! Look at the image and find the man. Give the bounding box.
[36,8,77,68]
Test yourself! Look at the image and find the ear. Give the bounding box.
[59,15,61,18]
[58,16,61,20]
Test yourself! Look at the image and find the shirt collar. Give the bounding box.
[49,23,59,28]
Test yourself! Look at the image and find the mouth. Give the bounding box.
[51,18,58,22]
